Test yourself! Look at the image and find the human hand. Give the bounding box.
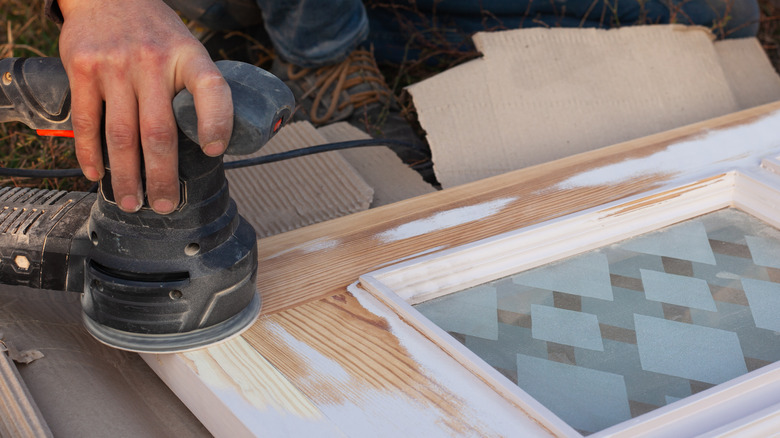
[57,0,233,214]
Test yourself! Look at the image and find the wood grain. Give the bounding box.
[244,289,556,437]
[142,337,344,437]
[257,101,780,315]
[148,101,780,436]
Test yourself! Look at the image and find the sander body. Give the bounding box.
[0,57,294,353]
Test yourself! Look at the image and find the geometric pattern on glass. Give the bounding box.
[413,208,780,435]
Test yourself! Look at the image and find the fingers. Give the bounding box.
[70,64,176,214]
[69,68,105,183]
[103,79,144,213]
[66,54,145,213]
[138,71,180,214]
[179,54,233,157]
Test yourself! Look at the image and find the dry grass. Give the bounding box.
[1,0,780,193]
[0,0,89,191]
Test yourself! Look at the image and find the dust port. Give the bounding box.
[14,255,29,270]
[169,290,183,300]
[184,243,200,256]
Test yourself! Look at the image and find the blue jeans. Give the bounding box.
[165,0,369,67]
[167,0,760,66]
[366,0,761,63]
[256,0,369,67]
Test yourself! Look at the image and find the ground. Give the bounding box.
[1,0,779,192]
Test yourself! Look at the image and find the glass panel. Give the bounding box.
[414,208,780,435]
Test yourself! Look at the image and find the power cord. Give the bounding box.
[0,138,432,179]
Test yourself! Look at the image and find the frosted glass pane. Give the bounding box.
[414,208,780,435]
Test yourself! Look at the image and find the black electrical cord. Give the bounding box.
[0,138,430,178]
[0,167,84,178]
[225,138,429,170]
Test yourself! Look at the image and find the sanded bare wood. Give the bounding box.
[256,101,780,315]
[147,101,780,437]
[0,349,52,438]
[244,290,558,437]
[142,337,343,437]
[144,289,555,437]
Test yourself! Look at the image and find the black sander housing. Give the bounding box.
[0,57,294,353]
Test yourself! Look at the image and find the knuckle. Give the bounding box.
[110,174,138,192]
[106,124,136,150]
[142,125,177,155]
[195,71,229,92]
[74,141,100,163]
[146,178,179,197]
[136,42,169,66]
[68,52,101,76]
[71,112,101,134]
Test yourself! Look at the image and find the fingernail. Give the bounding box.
[153,199,175,214]
[120,195,142,212]
[203,141,226,157]
[83,166,101,181]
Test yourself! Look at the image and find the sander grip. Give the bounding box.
[0,187,92,292]
[0,57,72,131]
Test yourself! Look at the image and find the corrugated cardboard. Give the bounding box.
[0,342,52,437]
[317,122,436,207]
[408,25,771,188]
[225,121,374,238]
[714,37,780,110]
[0,288,209,437]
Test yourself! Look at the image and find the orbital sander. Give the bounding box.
[0,57,294,353]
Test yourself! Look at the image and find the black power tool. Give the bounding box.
[0,57,294,353]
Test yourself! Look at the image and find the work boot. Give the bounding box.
[270,47,433,180]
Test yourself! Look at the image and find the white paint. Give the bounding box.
[142,345,340,438]
[362,171,780,438]
[264,321,351,384]
[302,238,340,254]
[264,317,469,437]
[349,283,559,437]
[555,110,780,189]
[369,175,733,306]
[376,197,517,243]
[267,237,341,259]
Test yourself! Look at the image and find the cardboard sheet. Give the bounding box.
[0,341,52,437]
[0,288,209,437]
[317,122,436,207]
[408,25,760,188]
[225,121,374,238]
[714,37,780,110]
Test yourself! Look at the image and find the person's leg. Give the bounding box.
[408,0,758,37]
[163,0,264,30]
[256,0,369,67]
[166,0,369,67]
[166,0,432,174]
[366,0,760,64]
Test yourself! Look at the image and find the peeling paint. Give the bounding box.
[376,198,517,243]
[267,237,341,259]
[556,110,780,189]
[349,284,556,437]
